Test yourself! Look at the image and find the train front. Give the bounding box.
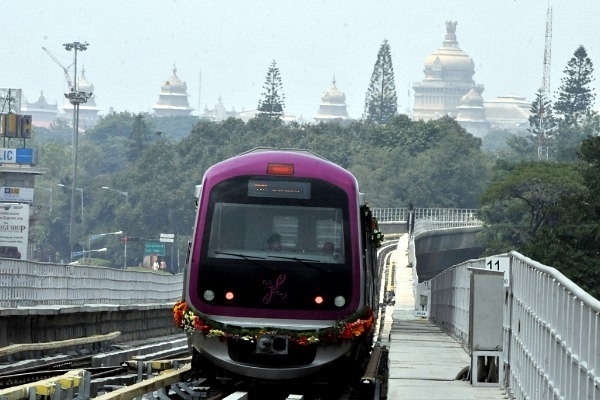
[181,150,373,380]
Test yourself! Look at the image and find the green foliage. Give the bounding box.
[256,60,285,119]
[502,134,541,162]
[364,40,398,124]
[554,45,596,128]
[33,119,72,144]
[32,114,492,264]
[527,89,556,139]
[479,161,586,253]
[127,113,151,162]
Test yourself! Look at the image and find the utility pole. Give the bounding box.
[538,6,552,160]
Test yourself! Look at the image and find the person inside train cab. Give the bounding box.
[322,242,334,254]
[267,233,282,251]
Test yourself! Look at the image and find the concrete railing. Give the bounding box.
[425,252,600,399]
[0,259,183,308]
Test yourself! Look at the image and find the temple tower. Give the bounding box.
[152,66,194,117]
[313,77,352,125]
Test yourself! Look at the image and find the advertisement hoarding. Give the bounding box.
[0,203,29,259]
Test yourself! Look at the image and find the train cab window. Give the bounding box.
[206,203,345,264]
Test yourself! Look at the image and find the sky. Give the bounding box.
[1,0,599,121]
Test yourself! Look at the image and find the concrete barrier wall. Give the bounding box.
[0,304,182,362]
[413,226,484,282]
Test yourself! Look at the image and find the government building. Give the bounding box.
[412,21,530,138]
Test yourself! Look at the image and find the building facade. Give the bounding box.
[412,21,531,138]
[152,66,194,117]
[22,92,58,128]
[313,78,352,125]
[412,21,476,121]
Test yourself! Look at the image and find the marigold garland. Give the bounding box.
[172,300,374,345]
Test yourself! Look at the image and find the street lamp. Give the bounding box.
[71,247,107,262]
[88,230,123,265]
[101,186,128,205]
[58,184,83,223]
[63,41,90,260]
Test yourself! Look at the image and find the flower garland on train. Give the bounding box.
[172,300,374,345]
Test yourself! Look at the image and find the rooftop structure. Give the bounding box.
[22,91,58,128]
[412,21,476,121]
[313,77,352,125]
[152,66,194,117]
[61,66,101,130]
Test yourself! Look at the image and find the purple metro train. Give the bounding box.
[181,148,381,382]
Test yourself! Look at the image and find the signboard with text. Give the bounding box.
[0,148,35,164]
[144,242,165,256]
[0,187,34,203]
[0,203,29,259]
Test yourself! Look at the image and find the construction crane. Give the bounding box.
[42,47,74,92]
[538,5,553,160]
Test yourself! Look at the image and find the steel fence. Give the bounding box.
[427,251,600,399]
[0,260,182,308]
[372,207,480,223]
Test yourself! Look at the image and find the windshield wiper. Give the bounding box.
[267,255,331,273]
[214,251,278,271]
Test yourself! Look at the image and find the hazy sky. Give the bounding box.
[2,0,599,121]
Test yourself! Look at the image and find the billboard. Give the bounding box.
[0,148,35,164]
[0,187,34,203]
[0,203,29,259]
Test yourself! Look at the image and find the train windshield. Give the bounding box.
[203,177,348,264]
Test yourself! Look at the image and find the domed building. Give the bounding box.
[152,66,194,117]
[413,20,531,138]
[313,78,352,125]
[483,95,531,132]
[455,85,489,138]
[412,21,478,121]
[62,66,101,130]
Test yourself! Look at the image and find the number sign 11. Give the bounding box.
[485,255,510,287]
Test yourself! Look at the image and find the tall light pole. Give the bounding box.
[63,41,91,260]
[101,186,128,205]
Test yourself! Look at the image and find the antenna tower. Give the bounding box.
[538,5,552,160]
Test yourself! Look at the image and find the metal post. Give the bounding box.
[63,41,89,261]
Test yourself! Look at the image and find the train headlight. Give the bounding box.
[314,295,324,305]
[203,290,215,302]
[334,295,346,307]
[225,291,235,301]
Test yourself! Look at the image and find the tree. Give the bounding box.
[528,88,557,159]
[518,136,600,298]
[554,45,596,128]
[256,60,285,120]
[127,113,151,162]
[478,161,586,254]
[364,40,398,124]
